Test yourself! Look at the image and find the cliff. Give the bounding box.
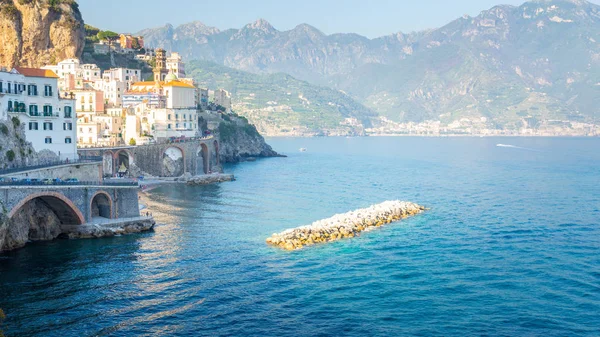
[0,0,84,68]
[212,114,281,163]
[0,118,38,169]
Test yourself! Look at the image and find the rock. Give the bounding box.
[0,198,63,251]
[187,174,235,185]
[0,0,84,68]
[266,201,426,250]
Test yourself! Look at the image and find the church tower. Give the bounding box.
[154,48,168,82]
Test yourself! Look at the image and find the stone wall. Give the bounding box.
[0,162,103,181]
[0,185,142,251]
[79,139,220,178]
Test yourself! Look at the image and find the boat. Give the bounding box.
[299,148,307,152]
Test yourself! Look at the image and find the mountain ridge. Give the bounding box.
[140,0,600,132]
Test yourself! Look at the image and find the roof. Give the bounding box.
[14,67,59,78]
[164,80,195,89]
[131,80,195,89]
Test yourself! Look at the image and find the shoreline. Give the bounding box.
[264,134,600,138]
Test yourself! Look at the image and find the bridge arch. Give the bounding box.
[115,149,134,176]
[198,143,210,174]
[8,192,85,225]
[161,145,186,177]
[90,191,113,219]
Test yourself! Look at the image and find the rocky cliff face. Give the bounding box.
[0,119,38,169]
[0,198,62,251]
[0,0,84,68]
[140,0,600,128]
[214,114,281,163]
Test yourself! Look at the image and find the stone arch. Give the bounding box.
[198,143,210,174]
[90,191,113,219]
[162,146,185,177]
[213,140,220,166]
[8,192,85,225]
[115,149,134,176]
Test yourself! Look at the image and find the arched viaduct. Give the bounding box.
[78,138,220,178]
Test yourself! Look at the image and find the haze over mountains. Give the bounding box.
[139,0,600,135]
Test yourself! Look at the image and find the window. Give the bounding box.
[168,114,171,120]
[64,106,72,118]
[0,81,3,92]
[27,85,38,96]
[167,124,172,129]
[7,101,12,111]
[63,123,72,130]
[43,105,53,116]
[28,122,38,130]
[44,137,52,144]
[44,85,53,97]
[29,104,38,116]
[43,122,53,131]
[65,137,72,144]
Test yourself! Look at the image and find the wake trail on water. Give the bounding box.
[496,144,542,152]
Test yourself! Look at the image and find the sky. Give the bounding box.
[78,0,600,38]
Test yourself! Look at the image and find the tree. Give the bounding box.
[129,138,137,146]
[131,37,141,50]
[97,31,119,43]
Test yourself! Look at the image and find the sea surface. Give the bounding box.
[1,137,599,336]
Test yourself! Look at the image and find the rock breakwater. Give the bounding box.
[187,174,235,185]
[266,201,426,250]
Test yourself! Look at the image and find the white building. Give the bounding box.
[124,73,199,142]
[102,68,141,84]
[214,88,232,112]
[0,67,77,160]
[166,53,186,79]
[94,79,126,107]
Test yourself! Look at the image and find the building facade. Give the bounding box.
[1,67,77,160]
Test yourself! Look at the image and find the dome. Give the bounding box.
[165,72,178,81]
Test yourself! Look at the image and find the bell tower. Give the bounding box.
[154,48,168,82]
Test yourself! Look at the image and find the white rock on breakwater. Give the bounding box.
[187,174,235,185]
[266,201,426,251]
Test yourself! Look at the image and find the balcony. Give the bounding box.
[28,112,59,118]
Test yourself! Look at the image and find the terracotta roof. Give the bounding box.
[14,67,59,78]
[131,81,158,87]
[164,80,195,89]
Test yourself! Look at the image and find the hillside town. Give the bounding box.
[0,35,233,161]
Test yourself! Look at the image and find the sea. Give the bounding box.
[0,137,599,336]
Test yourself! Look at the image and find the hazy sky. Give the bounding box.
[78,0,600,38]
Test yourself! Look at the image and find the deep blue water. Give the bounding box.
[1,137,600,336]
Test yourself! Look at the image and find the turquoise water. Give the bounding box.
[1,137,600,336]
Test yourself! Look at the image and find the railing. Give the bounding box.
[0,157,103,176]
[0,180,138,187]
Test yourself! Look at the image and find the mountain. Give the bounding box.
[187,60,377,136]
[140,0,600,131]
[0,0,84,68]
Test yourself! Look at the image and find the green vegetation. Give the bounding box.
[0,124,8,136]
[218,122,236,142]
[6,150,15,162]
[187,60,376,134]
[97,30,119,42]
[11,117,20,129]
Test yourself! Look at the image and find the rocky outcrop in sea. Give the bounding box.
[266,201,426,250]
[187,173,235,185]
